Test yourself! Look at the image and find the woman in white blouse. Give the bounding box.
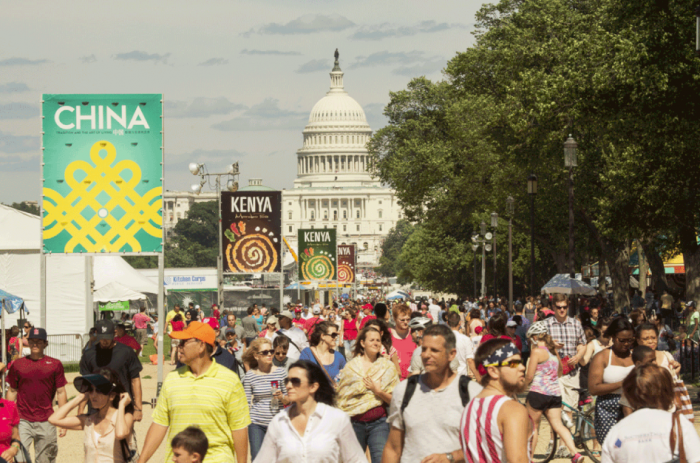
[254,360,368,463]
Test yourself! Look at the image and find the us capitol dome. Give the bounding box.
[282,50,401,271]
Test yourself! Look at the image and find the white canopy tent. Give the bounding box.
[0,204,157,335]
[93,281,147,303]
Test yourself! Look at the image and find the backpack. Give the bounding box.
[400,374,472,414]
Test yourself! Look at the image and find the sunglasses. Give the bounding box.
[258,349,274,356]
[616,338,635,345]
[23,325,30,329]
[284,377,302,387]
[485,359,523,369]
[555,305,568,309]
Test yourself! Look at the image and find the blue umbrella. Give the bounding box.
[0,289,29,314]
[541,274,596,296]
[285,282,304,290]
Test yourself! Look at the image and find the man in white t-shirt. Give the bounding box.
[428,298,441,321]
[301,305,313,320]
[446,312,479,381]
[383,325,482,463]
[272,310,309,359]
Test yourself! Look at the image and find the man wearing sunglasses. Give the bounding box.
[139,321,250,463]
[544,293,586,427]
[6,327,67,463]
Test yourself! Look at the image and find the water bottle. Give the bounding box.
[270,386,279,409]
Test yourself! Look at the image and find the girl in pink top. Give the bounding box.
[524,322,582,463]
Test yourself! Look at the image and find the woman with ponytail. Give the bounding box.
[524,321,583,463]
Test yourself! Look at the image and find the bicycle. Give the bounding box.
[529,388,600,463]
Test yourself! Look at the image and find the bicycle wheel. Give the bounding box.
[580,409,601,463]
[531,416,557,463]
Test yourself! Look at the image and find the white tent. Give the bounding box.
[93,281,147,303]
[0,204,157,335]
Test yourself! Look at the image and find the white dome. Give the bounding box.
[307,93,369,127]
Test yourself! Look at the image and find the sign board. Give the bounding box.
[298,229,337,281]
[99,301,129,312]
[41,94,163,254]
[337,244,356,283]
[221,191,282,273]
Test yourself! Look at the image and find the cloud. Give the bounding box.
[296,59,331,74]
[350,51,426,68]
[350,20,467,40]
[363,103,388,130]
[199,57,229,66]
[243,14,354,36]
[165,97,246,118]
[0,57,47,66]
[0,82,29,93]
[0,131,40,154]
[80,54,97,64]
[241,49,301,56]
[0,103,40,120]
[393,59,445,76]
[212,98,307,132]
[113,51,170,64]
[348,51,444,76]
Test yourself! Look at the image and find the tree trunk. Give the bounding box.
[551,249,568,274]
[638,241,649,295]
[607,240,631,313]
[640,239,671,295]
[599,255,608,296]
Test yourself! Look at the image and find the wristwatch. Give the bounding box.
[445,453,454,462]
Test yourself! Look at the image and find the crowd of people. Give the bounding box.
[0,291,698,462]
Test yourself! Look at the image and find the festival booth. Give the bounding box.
[0,204,158,337]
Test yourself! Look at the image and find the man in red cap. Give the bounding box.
[139,321,250,463]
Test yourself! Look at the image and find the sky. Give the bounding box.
[0,0,486,204]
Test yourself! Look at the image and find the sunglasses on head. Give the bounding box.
[258,349,274,356]
[284,377,302,387]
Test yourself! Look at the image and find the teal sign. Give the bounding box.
[42,94,163,254]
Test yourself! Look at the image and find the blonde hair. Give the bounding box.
[533,332,557,352]
[242,338,272,370]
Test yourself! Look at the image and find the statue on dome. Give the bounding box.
[334,48,339,62]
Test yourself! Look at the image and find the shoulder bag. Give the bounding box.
[667,411,687,463]
[310,347,337,388]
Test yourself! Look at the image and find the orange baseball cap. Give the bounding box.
[169,321,216,346]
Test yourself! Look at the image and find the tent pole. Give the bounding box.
[2,300,6,398]
[279,272,284,312]
[85,256,94,335]
[157,252,165,396]
[40,253,47,329]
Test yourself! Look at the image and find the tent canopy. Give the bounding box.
[93,281,147,303]
[541,274,596,296]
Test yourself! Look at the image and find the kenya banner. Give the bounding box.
[337,244,356,283]
[298,229,337,281]
[42,94,163,254]
[221,191,282,273]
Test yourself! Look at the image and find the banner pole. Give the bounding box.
[157,252,165,394]
[85,256,94,334]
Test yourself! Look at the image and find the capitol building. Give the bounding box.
[281,52,401,270]
[162,52,401,270]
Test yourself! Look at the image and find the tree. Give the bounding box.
[376,220,416,280]
[8,202,39,216]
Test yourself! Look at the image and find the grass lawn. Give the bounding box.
[139,336,174,364]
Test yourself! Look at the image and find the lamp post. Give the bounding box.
[189,162,240,309]
[507,196,515,311]
[696,6,700,56]
[491,212,498,301]
[527,173,537,296]
[472,222,492,298]
[472,243,479,298]
[564,135,578,279]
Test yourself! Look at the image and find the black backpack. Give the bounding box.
[400,374,472,414]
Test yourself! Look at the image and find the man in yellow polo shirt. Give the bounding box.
[138,321,250,463]
[164,304,182,334]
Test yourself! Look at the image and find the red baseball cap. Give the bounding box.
[201,317,220,330]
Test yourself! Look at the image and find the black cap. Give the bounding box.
[28,327,47,341]
[74,374,115,395]
[94,320,115,341]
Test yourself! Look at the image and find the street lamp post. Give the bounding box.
[527,173,538,296]
[491,212,498,301]
[472,222,492,298]
[189,162,240,310]
[507,196,515,311]
[564,135,578,280]
[696,6,700,56]
[472,243,478,298]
